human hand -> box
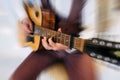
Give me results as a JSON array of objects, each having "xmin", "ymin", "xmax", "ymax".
[
  {"xmin": 20, "ymin": 17, "xmax": 33, "ymax": 35},
  {"xmin": 41, "ymin": 28, "xmax": 68, "ymax": 51},
  {"xmin": 42, "ymin": 37, "xmax": 68, "ymax": 51}
]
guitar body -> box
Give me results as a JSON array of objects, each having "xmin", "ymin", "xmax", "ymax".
[
  {"xmin": 18, "ymin": 1, "xmax": 55, "ymax": 51},
  {"xmin": 18, "ymin": 21, "xmax": 40, "ymax": 51}
]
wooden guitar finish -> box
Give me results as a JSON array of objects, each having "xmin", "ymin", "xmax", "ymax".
[{"xmin": 24, "ymin": 1, "xmax": 55, "ymax": 28}]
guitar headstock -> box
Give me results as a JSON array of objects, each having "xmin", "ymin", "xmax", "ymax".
[
  {"xmin": 90, "ymin": 38, "xmax": 120, "ymax": 49},
  {"xmin": 84, "ymin": 38, "xmax": 120, "ymax": 66}
]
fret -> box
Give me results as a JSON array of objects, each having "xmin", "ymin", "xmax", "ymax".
[
  {"xmin": 63, "ymin": 34, "xmax": 66, "ymax": 45},
  {"xmin": 50, "ymin": 30, "xmax": 56, "ymax": 38},
  {"xmin": 57, "ymin": 32, "xmax": 61, "ymax": 43},
  {"xmin": 44, "ymin": 28, "xmax": 47, "ymax": 37},
  {"xmin": 45, "ymin": 29, "xmax": 49, "ymax": 37},
  {"xmin": 62, "ymin": 34, "xmax": 66, "ymax": 45},
  {"xmin": 42, "ymin": 28, "xmax": 46, "ymax": 37},
  {"xmin": 51, "ymin": 30, "xmax": 56, "ymax": 42},
  {"xmin": 59, "ymin": 32, "xmax": 62, "ymax": 44},
  {"xmin": 37, "ymin": 27, "xmax": 48, "ymax": 37},
  {"xmin": 74, "ymin": 37, "xmax": 85, "ymax": 51},
  {"xmin": 64, "ymin": 34, "xmax": 70, "ymax": 47},
  {"xmin": 56, "ymin": 32, "xmax": 62, "ymax": 43},
  {"xmin": 45, "ymin": 29, "xmax": 48, "ymax": 38},
  {"xmin": 40, "ymin": 27, "xmax": 45, "ymax": 37},
  {"xmin": 61, "ymin": 33, "xmax": 65, "ymax": 45},
  {"xmin": 38, "ymin": 27, "xmax": 43, "ymax": 36}
]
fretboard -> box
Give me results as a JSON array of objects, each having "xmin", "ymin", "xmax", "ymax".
[{"xmin": 34, "ymin": 26, "xmax": 86, "ymax": 51}]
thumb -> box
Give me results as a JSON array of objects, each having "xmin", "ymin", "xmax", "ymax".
[{"xmin": 58, "ymin": 28, "xmax": 61, "ymax": 32}]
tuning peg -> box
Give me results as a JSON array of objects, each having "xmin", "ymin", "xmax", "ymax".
[
  {"xmin": 115, "ymin": 44, "xmax": 120, "ymax": 49},
  {"xmin": 111, "ymin": 59, "xmax": 118, "ymax": 64},
  {"xmin": 90, "ymin": 52, "xmax": 96, "ymax": 57},
  {"xmin": 104, "ymin": 57, "xmax": 111, "ymax": 62},
  {"xmin": 92, "ymin": 39, "xmax": 98, "ymax": 44},
  {"xmin": 106, "ymin": 42, "xmax": 113, "ymax": 47},
  {"xmin": 99, "ymin": 41, "xmax": 105, "ymax": 46}
]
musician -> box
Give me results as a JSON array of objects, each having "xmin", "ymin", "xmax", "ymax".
[{"xmin": 10, "ymin": 0, "xmax": 96, "ymax": 80}]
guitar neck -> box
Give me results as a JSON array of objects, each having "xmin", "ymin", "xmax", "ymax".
[
  {"xmin": 34, "ymin": 26, "xmax": 86, "ymax": 51},
  {"xmin": 35, "ymin": 26, "xmax": 120, "ymax": 51},
  {"xmin": 34, "ymin": 26, "xmax": 120, "ymax": 66}
]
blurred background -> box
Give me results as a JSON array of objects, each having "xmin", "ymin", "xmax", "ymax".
[
  {"xmin": 0, "ymin": 0, "xmax": 120, "ymax": 80},
  {"xmin": 0, "ymin": 0, "xmax": 32, "ymax": 80}
]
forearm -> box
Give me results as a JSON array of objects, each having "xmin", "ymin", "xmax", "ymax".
[{"xmin": 58, "ymin": 21, "xmax": 83, "ymax": 37}]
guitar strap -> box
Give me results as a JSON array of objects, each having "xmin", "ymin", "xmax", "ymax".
[
  {"xmin": 41, "ymin": 0, "xmax": 86, "ymax": 36},
  {"xmin": 41, "ymin": 0, "xmax": 51, "ymax": 10},
  {"xmin": 68, "ymin": 0, "xmax": 86, "ymax": 23}
]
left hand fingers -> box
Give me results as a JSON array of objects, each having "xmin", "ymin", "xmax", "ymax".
[
  {"xmin": 42, "ymin": 37, "xmax": 68, "ymax": 51},
  {"xmin": 48, "ymin": 38, "xmax": 56, "ymax": 48},
  {"xmin": 42, "ymin": 37, "xmax": 52, "ymax": 50},
  {"xmin": 58, "ymin": 28, "xmax": 61, "ymax": 32},
  {"xmin": 48, "ymin": 37, "xmax": 68, "ymax": 51}
]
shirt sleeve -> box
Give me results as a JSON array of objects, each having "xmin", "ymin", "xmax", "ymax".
[
  {"xmin": 80, "ymin": 0, "xmax": 97, "ymax": 39},
  {"xmin": 10, "ymin": 0, "xmax": 28, "ymax": 21}
]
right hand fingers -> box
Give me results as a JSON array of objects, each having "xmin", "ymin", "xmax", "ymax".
[
  {"xmin": 22, "ymin": 24, "xmax": 32, "ymax": 35},
  {"xmin": 21, "ymin": 18, "xmax": 33, "ymax": 35}
]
